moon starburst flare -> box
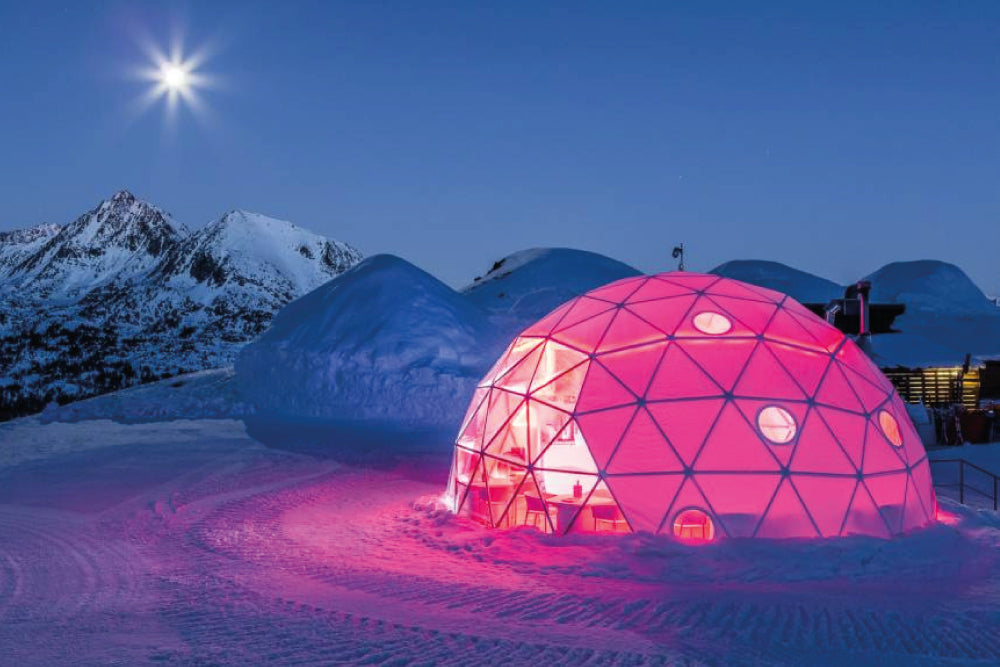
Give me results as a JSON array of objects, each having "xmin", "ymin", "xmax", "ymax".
[{"xmin": 133, "ymin": 39, "xmax": 214, "ymax": 123}]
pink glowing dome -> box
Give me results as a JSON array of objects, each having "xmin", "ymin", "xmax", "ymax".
[{"xmin": 446, "ymin": 272, "xmax": 937, "ymax": 540}]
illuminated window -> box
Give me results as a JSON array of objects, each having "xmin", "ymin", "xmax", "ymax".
[
  {"xmin": 672, "ymin": 508, "xmax": 715, "ymax": 542},
  {"xmin": 878, "ymin": 410, "xmax": 903, "ymax": 447},
  {"xmin": 693, "ymin": 311, "xmax": 732, "ymax": 335},
  {"xmin": 757, "ymin": 405, "xmax": 796, "ymax": 444}
]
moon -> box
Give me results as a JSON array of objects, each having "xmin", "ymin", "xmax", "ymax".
[{"xmin": 159, "ymin": 63, "xmax": 190, "ymax": 93}]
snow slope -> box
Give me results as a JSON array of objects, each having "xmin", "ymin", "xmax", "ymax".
[
  {"xmin": 4, "ymin": 395, "xmax": 1000, "ymax": 664},
  {"xmin": 463, "ymin": 248, "xmax": 641, "ymax": 327},
  {"xmin": 864, "ymin": 261, "xmax": 1000, "ymax": 360},
  {"xmin": 0, "ymin": 222, "xmax": 61, "ymax": 276},
  {"xmin": 237, "ymin": 255, "xmax": 500, "ymax": 445},
  {"xmin": 865, "ymin": 260, "xmax": 999, "ymax": 315},
  {"xmin": 710, "ymin": 259, "xmax": 844, "ymax": 304}
]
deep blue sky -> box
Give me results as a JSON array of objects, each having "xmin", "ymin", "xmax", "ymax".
[{"xmin": 1, "ymin": 1, "xmax": 997, "ymax": 293}]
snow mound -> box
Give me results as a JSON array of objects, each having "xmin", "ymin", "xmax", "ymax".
[
  {"xmin": 710, "ymin": 259, "xmax": 843, "ymax": 303},
  {"xmin": 865, "ymin": 260, "xmax": 998, "ymax": 315},
  {"xmin": 236, "ymin": 255, "xmax": 500, "ymax": 448},
  {"xmin": 865, "ymin": 261, "xmax": 1000, "ymax": 360},
  {"xmin": 463, "ymin": 248, "xmax": 640, "ymax": 326}
]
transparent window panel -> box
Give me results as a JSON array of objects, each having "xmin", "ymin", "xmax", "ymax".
[
  {"xmin": 578, "ymin": 480, "xmax": 630, "ymax": 534},
  {"xmin": 494, "ymin": 343, "xmax": 544, "ymax": 395},
  {"xmin": 456, "ymin": 388, "xmax": 490, "ymax": 451},
  {"xmin": 535, "ymin": 426, "xmax": 599, "ymax": 497},
  {"xmin": 505, "ymin": 470, "xmax": 555, "ymax": 533},
  {"xmin": 524, "ymin": 399, "xmax": 572, "ymax": 465},
  {"xmin": 487, "ymin": 337, "xmax": 544, "ymax": 386},
  {"xmin": 537, "ymin": 474, "xmax": 599, "ymax": 534}
]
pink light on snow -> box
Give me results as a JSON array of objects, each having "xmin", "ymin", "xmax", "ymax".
[{"xmin": 446, "ymin": 271, "xmax": 938, "ymax": 540}]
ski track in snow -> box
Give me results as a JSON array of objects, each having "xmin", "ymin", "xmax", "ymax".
[{"xmin": 1, "ymin": 419, "xmax": 1000, "ymax": 665}]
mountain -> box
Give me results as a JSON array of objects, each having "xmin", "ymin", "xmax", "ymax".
[
  {"xmin": 0, "ymin": 191, "xmax": 362, "ymax": 420},
  {"xmin": 0, "ymin": 222, "xmax": 62, "ymax": 277},
  {"xmin": 6, "ymin": 190, "xmax": 186, "ymax": 299},
  {"xmin": 710, "ymin": 260, "xmax": 843, "ymax": 304}
]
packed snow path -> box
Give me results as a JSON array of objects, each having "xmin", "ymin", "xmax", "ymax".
[{"xmin": 2, "ymin": 419, "xmax": 1000, "ymax": 665}]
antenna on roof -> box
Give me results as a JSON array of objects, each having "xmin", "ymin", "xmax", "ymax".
[{"xmin": 672, "ymin": 243, "xmax": 685, "ymax": 271}]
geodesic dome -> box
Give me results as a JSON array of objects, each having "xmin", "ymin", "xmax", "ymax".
[{"xmin": 446, "ymin": 271, "xmax": 937, "ymax": 541}]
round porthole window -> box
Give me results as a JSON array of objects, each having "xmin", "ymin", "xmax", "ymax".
[
  {"xmin": 878, "ymin": 409, "xmax": 903, "ymax": 447},
  {"xmin": 692, "ymin": 311, "xmax": 732, "ymax": 335},
  {"xmin": 757, "ymin": 405, "xmax": 797, "ymax": 444},
  {"xmin": 672, "ymin": 508, "xmax": 716, "ymax": 543}
]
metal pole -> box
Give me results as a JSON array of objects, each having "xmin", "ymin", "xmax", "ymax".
[{"xmin": 959, "ymin": 462, "xmax": 964, "ymax": 505}]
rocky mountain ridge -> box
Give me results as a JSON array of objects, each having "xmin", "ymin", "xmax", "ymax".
[{"xmin": 0, "ymin": 190, "xmax": 362, "ymax": 420}]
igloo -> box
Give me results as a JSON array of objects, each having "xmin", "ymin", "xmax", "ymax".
[{"xmin": 445, "ymin": 272, "xmax": 937, "ymax": 541}]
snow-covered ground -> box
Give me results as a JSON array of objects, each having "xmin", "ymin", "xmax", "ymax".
[{"xmin": 5, "ymin": 390, "xmax": 1000, "ymax": 664}]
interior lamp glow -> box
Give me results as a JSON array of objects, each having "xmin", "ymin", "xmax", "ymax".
[{"xmin": 446, "ymin": 271, "xmax": 937, "ymax": 541}]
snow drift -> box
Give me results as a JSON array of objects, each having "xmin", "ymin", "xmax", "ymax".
[
  {"xmin": 864, "ymin": 260, "xmax": 1000, "ymax": 361},
  {"xmin": 463, "ymin": 248, "xmax": 641, "ymax": 324},
  {"xmin": 710, "ymin": 259, "xmax": 843, "ymax": 304},
  {"xmin": 236, "ymin": 254, "xmax": 501, "ymax": 453}
]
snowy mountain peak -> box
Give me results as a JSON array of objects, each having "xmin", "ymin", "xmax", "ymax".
[
  {"xmin": 5, "ymin": 191, "xmax": 186, "ymax": 296},
  {"xmin": 0, "ymin": 222, "xmax": 62, "ymax": 246},
  {"xmin": 0, "ymin": 192, "xmax": 363, "ymax": 420},
  {"xmin": 153, "ymin": 209, "xmax": 362, "ymax": 295}
]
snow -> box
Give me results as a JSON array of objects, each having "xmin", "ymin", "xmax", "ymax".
[
  {"xmin": 162, "ymin": 209, "xmax": 362, "ymax": 299},
  {"xmin": 5, "ymin": 375, "xmax": 1000, "ymax": 663},
  {"xmin": 865, "ymin": 260, "xmax": 999, "ymax": 315},
  {"xmin": 236, "ymin": 254, "xmax": 502, "ymax": 443},
  {"xmin": 463, "ymin": 247, "xmax": 641, "ymax": 327},
  {"xmin": 711, "ymin": 259, "xmax": 843, "ymax": 304},
  {"xmin": 36, "ymin": 368, "xmax": 247, "ymax": 425},
  {"xmin": 864, "ymin": 261, "xmax": 1000, "ymax": 361},
  {"xmin": 0, "ymin": 191, "xmax": 362, "ymax": 419},
  {"xmin": 712, "ymin": 258, "xmax": 1000, "ymax": 364},
  {"xmin": 867, "ymin": 331, "xmax": 973, "ymax": 368}
]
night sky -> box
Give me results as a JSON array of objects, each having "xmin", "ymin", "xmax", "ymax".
[{"xmin": 1, "ymin": 1, "xmax": 997, "ymax": 293}]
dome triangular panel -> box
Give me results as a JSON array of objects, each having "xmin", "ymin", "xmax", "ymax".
[{"xmin": 605, "ymin": 473, "xmax": 684, "ymax": 533}]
